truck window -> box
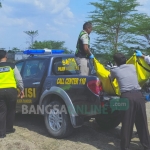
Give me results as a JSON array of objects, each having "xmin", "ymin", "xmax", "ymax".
[
  {"xmin": 52, "ymin": 57, "xmax": 79, "ymax": 75},
  {"xmin": 16, "ymin": 62, "xmax": 24, "ymax": 72},
  {"xmin": 23, "ymin": 59, "xmax": 46, "ymax": 78}
]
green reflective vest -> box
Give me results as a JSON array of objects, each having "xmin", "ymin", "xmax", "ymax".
[
  {"xmin": 75, "ymin": 30, "xmax": 90, "ymax": 58},
  {"xmin": 0, "ymin": 62, "xmax": 17, "ymax": 89}
]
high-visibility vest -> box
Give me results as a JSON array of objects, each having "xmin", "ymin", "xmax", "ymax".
[
  {"xmin": 94, "ymin": 54, "xmax": 150, "ymax": 95},
  {"xmin": 75, "ymin": 30, "xmax": 90, "ymax": 58},
  {"xmin": 0, "ymin": 62, "xmax": 17, "ymax": 89}
]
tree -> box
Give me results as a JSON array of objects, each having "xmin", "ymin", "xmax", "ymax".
[
  {"xmin": 32, "ymin": 40, "xmax": 71, "ymax": 54},
  {"xmin": 127, "ymin": 14, "xmax": 150, "ymax": 54},
  {"xmin": 8, "ymin": 47, "xmax": 20, "ymax": 53},
  {"xmin": 24, "ymin": 30, "xmax": 38, "ymax": 48},
  {"xmin": 89, "ymin": 0, "xmax": 148, "ymax": 57},
  {"xmin": 0, "ymin": 3, "xmax": 1, "ymax": 8}
]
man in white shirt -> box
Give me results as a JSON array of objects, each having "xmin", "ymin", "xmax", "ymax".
[{"xmin": 75, "ymin": 22, "xmax": 94, "ymax": 75}]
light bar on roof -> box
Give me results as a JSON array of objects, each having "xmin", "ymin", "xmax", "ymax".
[{"xmin": 23, "ymin": 48, "xmax": 64, "ymax": 55}]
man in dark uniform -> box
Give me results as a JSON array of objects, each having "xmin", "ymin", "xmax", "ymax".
[
  {"xmin": 0, "ymin": 50, "xmax": 24, "ymax": 138},
  {"xmin": 110, "ymin": 53, "xmax": 150, "ymax": 150},
  {"xmin": 75, "ymin": 22, "xmax": 94, "ymax": 75}
]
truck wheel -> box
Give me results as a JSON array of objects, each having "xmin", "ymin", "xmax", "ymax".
[
  {"xmin": 44, "ymin": 98, "xmax": 74, "ymax": 138},
  {"xmin": 95, "ymin": 112, "xmax": 121, "ymax": 130}
]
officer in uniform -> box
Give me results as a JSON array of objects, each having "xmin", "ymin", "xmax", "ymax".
[
  {"xmin": 0, "ymin": 50, "xmax": 24, "ymax": 138},
  {"xmin": 75, "ymin": 22, "xmax": 94, "ymax": 75},
  {"xmin": 110, "ymin": 53, "xmax": 150, "ymax": 150}
]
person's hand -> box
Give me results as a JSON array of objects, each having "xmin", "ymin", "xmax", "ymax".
[
  {"xmin": 135, "ymin": 50, "xmax": 143, "ymax": 57},
  {"xmin": 20, "ymin": 90, "xmax": 24, "ymax": 99},
  {"xmin": 89, "ymin": 54, "xmax": 94, "ymax": 59}
]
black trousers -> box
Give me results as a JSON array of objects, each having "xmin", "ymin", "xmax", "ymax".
[
  {"xmin": 0, "ymin": 88, "xmax": 17, "ymax": 135},
  {"xmin": 120, "ymin": 90, "xmax": 150, "ymax": 150}
]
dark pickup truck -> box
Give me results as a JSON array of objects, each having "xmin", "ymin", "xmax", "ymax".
[{"xmin": 15, "ymin": 54, "xmax": 121, "ymax": 138}]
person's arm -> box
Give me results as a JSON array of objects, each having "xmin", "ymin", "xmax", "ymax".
[
  {"xmin": 80, "ymin": 34, "xmax": 93, "ymax": 57},
  {"xmin": 14, "ymin": 66, "xmax": 24, "ymax": 98},
  {"xmin": 83, "ymin": 44, "xmax": 91, "ymax": 55},
  {"xmin": 143, "ymin": 55, "xmax": 150, "ymax": 65},
  {"xmin": 135, "ymin": 50, "xmax": 150, "ymax": 65},
  {"xmin": 110, "ymin": 69, "xmax": 116, "ymax": 81}
]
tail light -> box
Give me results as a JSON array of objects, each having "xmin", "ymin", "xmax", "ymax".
[
  {"xmin": 100, "ymin": 101, "xmax": 104, "ymax": 107},
  {"xmin": 87, "ymin": 80, "xmax": 103, "ymax": 96}
]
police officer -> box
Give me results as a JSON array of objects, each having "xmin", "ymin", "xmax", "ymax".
[
  {"xmin": 110, "ymin": 53, "xmax": 150, "ymax": 150},
  {"xmin": 75, "ymin": 22, "xmax": 94, "ymax": 75},
  {"xmin": 0, "ymin": 50, "xmax": 24, "ymax": 138}
]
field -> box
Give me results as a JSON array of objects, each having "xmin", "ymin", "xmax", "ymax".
[{"xmin": 1, "ymin": 103, "xmax": 150, "ymax": 150}]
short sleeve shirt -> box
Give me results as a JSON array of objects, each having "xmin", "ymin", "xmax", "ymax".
[
  {"xmin": 80, "ymin": 31, "xmax": 89, "ymax": 44},
  {"xmin": 144, "ymin": 55, "xmax": 150, "ymax": 64},
  {"xmin": 110, "ymin": 64, "xmax": 141, "ymax": 93}
]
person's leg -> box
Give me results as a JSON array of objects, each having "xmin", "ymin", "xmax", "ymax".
[
  {"xmin": 120, "ymin": 92, "xmax": 136, "ymax": 150},
  {"xmin": 76, "ymin": 57, "xmax": 89, "ymax": 75},
  {"xmin": 0, "ymin": 90, "xmax": 7, "ymax": 136},
  {"xmin": 135, "ymin": 91, "xmax": 150, "ymax": 150},
  {"xmin": 5, "ymin": 88, "xmax": 17, "ymax": 132}
]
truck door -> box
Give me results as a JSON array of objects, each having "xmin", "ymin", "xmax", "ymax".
[
  {"xmin": 16, "ymin": 59, "xmax": 48, "ymax": 110},
  {"xmin": 50, "ymin": 56, "xmax": 89, "ymax": 105}
]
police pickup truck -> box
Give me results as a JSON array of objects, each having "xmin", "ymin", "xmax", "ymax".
[{"xmin": 15, "ymin": 49, "xmax": 121, "ymax": 138}]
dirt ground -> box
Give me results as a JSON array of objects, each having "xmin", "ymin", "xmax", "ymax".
[{"xmin": 1, "ymin": 103, "xmax": 150, "ymax": 150}]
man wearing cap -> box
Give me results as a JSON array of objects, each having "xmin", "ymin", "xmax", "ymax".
[
  {"xmin": 0, "ymin": 50, "xmax": 24, "ymax": 138},
  {"xmin": 75, "ymin": 22, "xmax": 94, "ymax": 75}
]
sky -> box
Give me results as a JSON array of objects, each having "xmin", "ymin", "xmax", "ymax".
[{"xmin": 0, "ymin": 0, "xmax": 150, "ymax": 51}]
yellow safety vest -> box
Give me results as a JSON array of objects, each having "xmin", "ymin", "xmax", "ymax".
[
  {"xmin": 0, "ymin": 62, "xmax": 17, "ymax": 89},
  {"xmin": 94, "ymin": 54, "xmax": 150, "ymax": 96}
]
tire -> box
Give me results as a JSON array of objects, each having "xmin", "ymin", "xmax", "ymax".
[
  {"xmin": 95, "ymin": 111, "xmax": 121, "ymax": 130},
  {"xmin": 44, "ymin": 98, "xmax": 74, "ymax": 138}
]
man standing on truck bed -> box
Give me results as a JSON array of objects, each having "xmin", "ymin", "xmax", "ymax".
[
  {"xmin": 110, "ymin": 53, "xmax": 150, "ymax": 150},
  {"xmin": 75, "ymin": 22, "xmax": 94, "ymax": 75}
]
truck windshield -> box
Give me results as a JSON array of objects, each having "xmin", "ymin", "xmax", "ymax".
[{"xmin": 52, "ymin": 57, "xmax": 80, "ymax": 75}]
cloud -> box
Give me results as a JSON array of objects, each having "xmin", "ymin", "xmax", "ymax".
[
  {"xmin": 46, "ymin": 23, "xmax": 70, "ymax": 39},
  {"xmin": 137, "ymin": 0, "xmax": 149, "ymax": 5},
  {"xmin": 0, "ymin": 3, "xmax": 33, "ymax": 27},
  {"xmin": 0, "ymin": 0, "xmax": 76, "ymax": 50},
  {"xmin": 5, "ymin": 0, "xmax": 75, "ymax": 26},
  {"xmin": 137, "ymin": 0, "xmax": 150, "ymax": 15},
  {"xmin": 0, "ymin": 15, "xmax": 33, "ymax": 27},
  {"xmin": 0, "ymin": 0, "xmax": 75, "ymax": 28},
  {"xmin": 10, "ymin": 0, "xmax": 70, "ymax": 14},
  {"xmin": 0, "ymin": 4, "xmax": 33, "ymax": 28},
  {"xmin": 138, "ymin": 7, "xmax": 150, "ymax": 15},
  {"xmin": 0, "ymin": 3, "xmax": 14, "ymax": 14},
  {"xmin": 53, "ymin": 7, "xmax": 75, "ymax": 26}
]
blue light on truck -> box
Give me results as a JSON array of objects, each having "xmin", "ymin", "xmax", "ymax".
[{"xmin": 23, "ymin": 49, "xmax": 64, "ymax": 55}]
